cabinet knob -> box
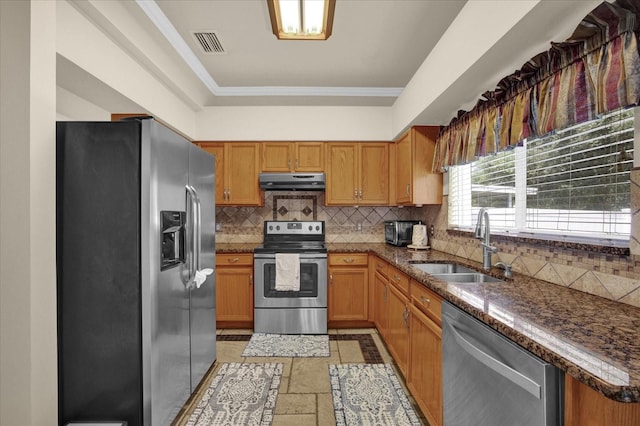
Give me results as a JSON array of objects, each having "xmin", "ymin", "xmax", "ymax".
[
  {"xmin": 288, "ymin": 159, "xmax": 291, "ymax": 169},
  {"xmin": 343, "ymin": 258, "xmax": 354, "ymax": 263},
  {"xmin": 406, "ymin": 183, "xmax": 410, "ymax": 196},
  {"xmin": 295, "ymin": 159, "xmax": 299, "ymax": 169},
  {"xmin": 420, "ymin": 296, "xmax": 431, "ymax": 306},
  {"xmin": 330, "ymin": 273, "xmax": 333, "ymax": 285},
  {"xmin": 227, "ymin": 257, "xmax": 240, "ymax": 263},
  {"xmin": 249, "ymin": 274, "xmax": 253, "ymax": 286}
]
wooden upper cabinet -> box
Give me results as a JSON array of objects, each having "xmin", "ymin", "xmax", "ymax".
[
  {"xmin": 295, "ymin": 142, "xmax": 324, "ymax": 171},
  {"xmin": 262, "ymin": 142, "xmax": 324, "ymax": 172},
  {"xmin": 326, "ymin": 143, "xmax": 359, "ymax": 204},
  {"xmin": 196, "ymin": 142, "xmax": 263, "ymax": 206},
  {"xmin": 326, "ymin": 142, "xmax": 390, "ymax": 205},
  {"xmin": 395, "ymin": 126, "xmax": 442, "ymax": 206},
  {"xmin": 360, "ymin": 143, "xmax": 390, "ymax": 205}
]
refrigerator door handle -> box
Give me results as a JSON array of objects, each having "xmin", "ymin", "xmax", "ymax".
[
  {"xmin": 193, "ymin": 186, "xmax": 202, "ymax": 272},
  {"xmin": 185, "ymin": 185, "xmax": 198, "ymax": 287}
]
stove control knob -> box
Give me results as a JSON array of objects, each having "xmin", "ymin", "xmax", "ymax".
[
  {"xmin": 316, "ymin": 225, "xmax": 320, "ymax": 231},
  {"xmin": 268, "ymin": 225, "xmax": 273, "ymax": 231},
  {"xmin": 276, "ymin": 225, "xmax": 280, "ymax": 231},
  {"xmin": 308, "ymin": 225, "xmax": 313, "ymax": 231}
]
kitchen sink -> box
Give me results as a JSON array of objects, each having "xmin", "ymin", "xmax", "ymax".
[
  {"xmin": 410, "ymin": 262, "xmax": 476, "ymax": 274},
  {"xmin": 430, "ymin": 272, "xmax": 503, "ymax": 283}
]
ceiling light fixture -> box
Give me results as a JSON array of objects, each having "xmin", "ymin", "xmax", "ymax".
[{"xmin": 267, "ymin": 0, "xmax": 335, "ymax": 40}]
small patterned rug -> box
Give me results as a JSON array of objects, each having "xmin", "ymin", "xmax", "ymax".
[
  {"xmin": 242, "ymin": 333, "xmax": 330, "ymax": 357},
  {"xmin": 186, "ymin": 362, "xmax": 282, "ymax": 426},
  {"xmin": 329, "ymin": 363, "xmax": 421, "ymax": 426}
]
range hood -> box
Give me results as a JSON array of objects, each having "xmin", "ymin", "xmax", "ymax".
[{"xmin": 259, "ymin": 172, "xmax": 325, "ymax": 191}]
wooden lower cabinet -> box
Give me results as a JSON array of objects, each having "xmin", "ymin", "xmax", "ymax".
[
  {"xmin": 215, "ymin": 254, "xmax": 254, "ymax": 328},
  {"xmin": 373, "ymin": 271, "xmax": 389, "ymax": 339},
  {"xmin": 386, "ymin": 283, "xmax": 410, "ymax": 376},
  {"xmin": 408, "ymin": 302, "xmax": 442, "ymax": 426},
  {"xmin": 367, "ymin": 256, "xmax": 640, "ymax": 426},
  {"xmin": 565, "ymin": 375, "xmax": 640, "ymax": 426},
  {"xmin": 328, "ymin": 253, "xmax": 369, "ymax": 326}
]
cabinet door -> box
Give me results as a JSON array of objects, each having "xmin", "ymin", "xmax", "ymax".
[
  {"xmin": 387, "ymin": 283, "xmax": 410, "ymax": 376},
  {"xmin": 328, "ymin": 267, "xmax": 368, "ymax": 321},
  {"xmin": 395, "ymin": 133, "xmax": 412, "ymax": 204},
  {"xmin": 295, "ymin": 142, "xmax": 324, "ymax": 171},
  {"xmin": 373, "ymin": 272, "xmax": 389, "ymax": 338},
  {"xmin": 199, "ymin": 143, "xmax": 226, "ymax": 205},
  {"xmin": 227, "ymin": 143, "xmax": 262, "ymax": 205},
  {"xmin": 408, "ymin": 303, "xmax": 442, "ymax": 426},
  {"xmin": 326, "ymin": 143, "xmax": 358, "ymax": 205},
  {"xmin": 360, "ymin": 143, "xmax": 389, "ymax": 205},
  {"xmin": 262, "ymin": 142, "xmax": 292, "ymax": 172},
  {"xmin": 216, "ymin": 266, "xmax": 253, "ymax": 322}
]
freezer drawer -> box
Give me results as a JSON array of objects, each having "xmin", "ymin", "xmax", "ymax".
[{"xmin": 442, "ymin": 302, "xmax": 563, "ymax": 426}]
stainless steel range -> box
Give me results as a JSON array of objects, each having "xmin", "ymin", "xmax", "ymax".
[{"xmin": 254, "ymin": 220, "xmax": 327, "ymax": 334}]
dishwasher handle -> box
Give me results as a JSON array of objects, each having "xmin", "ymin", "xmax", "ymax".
[{"xmin": 444, "ymin": 314, "xmax": 542, "ymax": 399}]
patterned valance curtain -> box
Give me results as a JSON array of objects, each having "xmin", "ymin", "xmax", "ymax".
[{"xmin": 433, "ymin": 0, "xmax": 640, "ymax": 171}]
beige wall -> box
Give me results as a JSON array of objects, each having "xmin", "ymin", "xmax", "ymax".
[{"xmin": 1, "ymin": 0, "xmax": 58, "ymax": 424}]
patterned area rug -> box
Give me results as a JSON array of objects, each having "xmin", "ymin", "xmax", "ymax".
[
  {"xmin": 242, "ymin": 333, "xmax": 330, "ymax": 357},
  {"xmin": 329, "ymin": 363, "xmax": 421, "ymax": 426},
  {"xmin": 186, "ymin": 362, "xmax": 282, "ymax": 426}
]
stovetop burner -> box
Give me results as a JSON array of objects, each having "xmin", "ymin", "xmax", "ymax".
[{"xmin": 254, "ymin": 220, "xmax": 326, "ymax": 254}]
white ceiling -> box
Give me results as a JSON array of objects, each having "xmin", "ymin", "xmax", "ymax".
[
  {"xmin": 58, "ymin": 0, "xmax": 603, "ymax": 127},
  {"xmin": 153, "ymin": 0, "xmax": 465, "ymax": 104}
]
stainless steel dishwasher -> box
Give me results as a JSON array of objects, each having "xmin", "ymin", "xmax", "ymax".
[{"xmin": 442, "ymin": 302, "xmax": 564, "ymax": 426}]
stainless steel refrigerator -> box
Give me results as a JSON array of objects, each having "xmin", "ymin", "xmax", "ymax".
[{"xmin": 56, "ymin": 118, "xmax": 216, "ymax": 426}]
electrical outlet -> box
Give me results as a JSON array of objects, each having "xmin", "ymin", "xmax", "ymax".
[
  {"xmin": 215, "ymin": 223, "xmax": 222, "ymax": 232},
  {"xmin": 356, "ymin": 222, "xmax": 362, "ymax": 232}
]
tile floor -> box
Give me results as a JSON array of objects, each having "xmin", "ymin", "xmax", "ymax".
[{"xmin": 174, "ymin": 328, "xmax": 427, "ymax": 426}]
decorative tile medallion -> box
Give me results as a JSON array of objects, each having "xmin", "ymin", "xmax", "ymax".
[{"xmin": 273, "ymin": 195, "xmax": 318, "ymax": 220}]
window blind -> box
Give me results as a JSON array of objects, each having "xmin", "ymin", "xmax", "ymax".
[
  {"xmin": 526, "ymin": 108, "xmax": 633, "ymax": 236},
  {"xmin": 448, "ymin": 108, "xmax": 634, "ymax": 240}
]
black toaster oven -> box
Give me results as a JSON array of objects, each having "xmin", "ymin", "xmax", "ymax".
[{"xmin": 384, "ymin": 220, "xmax": 422, "ymax": 246}]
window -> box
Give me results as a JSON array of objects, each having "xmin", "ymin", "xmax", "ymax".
[{"xmin": 448, "ymin": 108, "xmax": 634, "ymax": 242}]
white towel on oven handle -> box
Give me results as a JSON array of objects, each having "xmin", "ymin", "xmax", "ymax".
[{"xmin": 275, "ymin": 253, "xmax": 300, "ymax": 291}]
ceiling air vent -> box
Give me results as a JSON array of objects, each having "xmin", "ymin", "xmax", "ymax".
[{"xmin": 193, "ymin": 31, "xmax": 225, "ymax": 54}]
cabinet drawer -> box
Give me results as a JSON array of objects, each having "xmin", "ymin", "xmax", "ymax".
[
  {"xmin": 329, "ymin": 253, "xmax": 368, "ymax": 266},
  {"xmin": 411, "ymin": 280, "xmax": 442, "ymax": 324},
  {"xmin": 216, "ymin": 253, "xmax": 253, "ymax": 266},
  {"xmin": 388, "ymin": 267, "xmax": 410, "ymax": 295},
  {"xmin": 373, "ymin": 257, "xmax": 389, "ymax": 277}
]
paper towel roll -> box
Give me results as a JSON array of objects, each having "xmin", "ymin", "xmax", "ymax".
[{"xmin": 411, "ymin": 224, "xmax": 428, "ymax": 247}]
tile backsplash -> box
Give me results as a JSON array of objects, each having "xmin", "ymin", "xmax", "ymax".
[
  {"xmin": 215, "ymin": 191, "xmax": 422, "ymax": 244},
  {"xmin": 215, "ymin": 187, "xmax": 640, "ymax": 309},
  {"xmin": 422, "ymin": 195, "xmax": 640, "ymax": 309}
]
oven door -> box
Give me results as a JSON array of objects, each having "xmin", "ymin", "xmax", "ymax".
[{"xmin": 254, "ymin": 253, "xmax": 327, "ymax": 308}]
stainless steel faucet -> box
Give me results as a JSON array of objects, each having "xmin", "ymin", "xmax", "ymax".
[
  {"xmin": 474, "ymin": 207, "xmax": 496, "ymax": 270},
  {"xmin": 494, "ymin": 261, "xmax": 513, "ymax": 278}
]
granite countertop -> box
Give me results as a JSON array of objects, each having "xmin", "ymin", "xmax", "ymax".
[
  {"xmin": 217, "ymin": 241, "xmax": 640, "ymax": 402},
  {"xmin": 215, "ymin": 243, "xmax": 257, "ymax": 253}
]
